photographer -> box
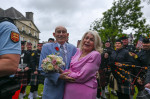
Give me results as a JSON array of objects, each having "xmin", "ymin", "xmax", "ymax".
[
  {"xmin": 0, "ymin": 17, "xmax": 21, "ymax": 99},
  {"xmin": 99, "ymin": 41, "xmax": 114, "ymax": 98}
]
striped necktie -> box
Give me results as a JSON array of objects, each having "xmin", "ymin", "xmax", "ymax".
[{"xmin": 60, "ymin": 45, "xmax": 66, "ymax": 65}]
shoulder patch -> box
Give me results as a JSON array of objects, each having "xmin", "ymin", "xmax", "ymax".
[
  {"xmin": 31, "ymin": 53, "xmax": 35, "ymax": 56},
  {"xmin": 10, "ymin": 31, "xmax": 20, "ymax": 43}
]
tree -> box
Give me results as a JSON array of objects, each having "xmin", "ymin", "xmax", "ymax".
[{"xmin": 90, "ymin": 0, "xmax": 150, "ymax": 44}]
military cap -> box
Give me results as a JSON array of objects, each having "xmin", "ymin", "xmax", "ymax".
[
  {"xmin": 27, "ymin": 42, "xmax": 32, "ymax": 45},
  {"xmin": 105, "ymin": 40, "xmax": 111, "ymax": 43},
  {"xmin": 48, "ymin": 38, "xmax": 54, "ymax": 42},
  {"xmin": 116, "ymin": 39, "xmax": 123, "ymax": 43},
  {"xmin": 38, "ymin": 43, "xmax": 43, "ymax": 45},
  {"xmin": 120, "ymin": 36, "xmax": 128, "ymax": 40},
  {"xmin": 21, "ymin": 41, "xmax": 26, "ymax": 45},
  {"xmin": 143, "ymin": 37, "xmax": 150, "ymax": 43}
]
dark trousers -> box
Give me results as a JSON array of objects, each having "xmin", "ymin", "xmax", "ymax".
[
  {"xmin": 20, "ymin": 86, "xmax": 26, "ymax": 93},
  {"xmin": 30, "ymin": 85, "xmax": 38, "ymax": 93},
  {"xmin": 0, "ymin": 95, "xmax": 12, "ymax": 99},
  {"xmin": 117, "ymin": 92, "xmax": 130, "ymax": 99}
]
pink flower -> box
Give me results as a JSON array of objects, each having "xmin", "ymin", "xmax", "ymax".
[{"xmin": 52, "ymin": 60, "xmax": 57, "ymax": 65}]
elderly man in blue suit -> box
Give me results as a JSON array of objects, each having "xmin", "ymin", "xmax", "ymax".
[{"xmin": 39, "ymin": 26, "xmax": 77, "ymax": 99}]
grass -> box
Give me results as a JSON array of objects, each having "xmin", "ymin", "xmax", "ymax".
[
  {"xmin": 23, "ymin": 84, "xmax": 44, "ymax": 99},
  {"xmin": 22, "ymin": 84, "xmax": 138, "ymax": 99},
  {"xmin": 105, "ymin": 85, "xmax": 138, "ymax": 99}
]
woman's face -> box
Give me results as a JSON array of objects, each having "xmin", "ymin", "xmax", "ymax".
[
  {"xmin": 115, "ymin": 42, "xmax": 122, "ymax": 50},
  {"xmin": 82, "ymin": 33, "xmax": 94, "ymax": 53}
]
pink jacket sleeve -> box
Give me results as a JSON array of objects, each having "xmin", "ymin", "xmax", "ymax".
[{"xmin": 68, "ymin": 51, "xmax": 101, "ymax": 83}]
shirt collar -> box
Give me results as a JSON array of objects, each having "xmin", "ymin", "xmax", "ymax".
[{"xmin": 57, "ymin": 42, "xmax": 66, "ymax": 49}]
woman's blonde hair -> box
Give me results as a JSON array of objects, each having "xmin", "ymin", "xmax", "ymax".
[{"xmin": 79, "ymin": 30, "xmax": 103, "ymax": 53}]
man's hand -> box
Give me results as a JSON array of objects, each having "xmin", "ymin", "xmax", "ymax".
[
  {"xmin": 115, "ymin": 62, "xmax": 122, "ymax": 67},
  {"xmin": 145, "ymin": 83, "xmax": 150, "ymax": 89},
  {"xmin": 137, "ymin": 78, "xmax": 144, "ymax": 85},
  {"xmin": 59, "ymin": 72, "xmax": 75, "ymax": 82},
  {"xmin": 24, "ymin": 67, "xmax": 29, "ymax": 71},
  {"xmin": 34, "ymin": 71, "xmax": 38, "ymax": 75},
  {"xmin": 17, "ymin": 68, "xmax": 22, "ymax": 72}
]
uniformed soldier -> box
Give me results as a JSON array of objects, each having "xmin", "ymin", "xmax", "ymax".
[
  {"xmin": 121, "ymin": 36, "xmax": 137, "ymax": 99},
  {"xmin": 99, "ymin": 40, "xmax": 114, "ymax": 98},
  {"xmin": 121, "ymin": 36, "xmax": 136, "ymax": 52},
  {"xmin": 108, "ymin": 39, "xmax": 135, "ymax": 99},
  {"xmin": 136, "ymin": 37, "xmax": 150, "ymax": 99},
  {"xmin": 0, "ymin": 17, "xmax": 21, "ymax": 99},
  {"xmin": 16, "ymin": 42, "xmax": 33, "ymax": 99},
  {"xmin": 28, "ymin": 43, "xmax": 43, "ymax": 99}
]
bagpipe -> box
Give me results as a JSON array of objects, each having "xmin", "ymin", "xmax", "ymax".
[{"xmin": 108, "ymin": 62, "xmax": 148, "ymax": 93}]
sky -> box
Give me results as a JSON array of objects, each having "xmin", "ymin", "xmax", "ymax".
[{"xmin": 1, "ymin": 0, "xmax": 150, "ymax": 46}]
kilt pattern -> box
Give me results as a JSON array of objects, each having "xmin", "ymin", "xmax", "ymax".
[
  {"xmin": 30, "ymin": 72, "xmax": 38, "ymax": 86},
  {"xmin": 117, "ymin": 75, "xmax": 134, "ymax": 95},
  {"xmin": 15, "ymin": 71, "xmax": 28, "ymax": 86},
  {"xmin": 30, "ymin": 73, "xmax": 45, "ymax": 85},
  {"xmin": 99, "ymin": 69, "xmax": 106, "ymax": 87}
]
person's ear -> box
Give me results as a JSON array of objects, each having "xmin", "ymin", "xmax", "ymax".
[
  {"xmin": 67, "ymin": 33, "xmax": 69, "ymax": 37},
  {"xmin": 53, "ymin": 33, "xmax": 55, "ymax": 37}
]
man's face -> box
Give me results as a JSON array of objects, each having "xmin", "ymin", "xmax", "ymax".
[
  {"xmin": 27, "ymin": 44, "xmax": 32, "ymax": 50},
  {"xmin": 37, "ymin": 44, "xmax": 43, "ymax": 50},
  {"xmin": 105, "ymin": 42, "xmax": 110, "ymax": 48},
  {"xmin": 53, "ymin": 26, "xmax": 69, "ymax": 45},
  {"xmin": 122, "ymin": 39, "xmax": 128, "ymax": 46},
  {"xmin": 21, "ymin": 45, "xmax": 25, "ymax": 50},
  {"xmin": 143, "ymin": 43, "xmax": 149, "ymax": 50}
]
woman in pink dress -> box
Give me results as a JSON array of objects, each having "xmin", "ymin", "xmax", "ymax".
[{"xmin": 63, "ymin": 30, "xmax": 103, "ymax": 99}]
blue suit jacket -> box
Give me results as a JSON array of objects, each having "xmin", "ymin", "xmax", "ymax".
[{"xmin": 39, "ymin": 42, "xmax": 76, "ymax": 99}]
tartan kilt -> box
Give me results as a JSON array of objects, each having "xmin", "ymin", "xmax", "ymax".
[
  {"xmin": 15, "ymin": 71, "xmax": 28, "ymax": 86},
  {"xmin": 30, "ymin": 73, "xmax": 38, "ymax": 86},
  {"xmin": 117, "ymin": 75, "xmax": 135, "ymax": 95},
  {"xmin": 99, "ymin": 69, "xmax": 106, "ymax": 87},
  {"xmin": 38, "ymin": 74, "xmax": 45, "ymax": 84},
  {"xmin": 136, "ymin": 89, "xmax": 150, "ymax": 99}
]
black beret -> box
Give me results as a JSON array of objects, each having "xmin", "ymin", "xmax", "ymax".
[
  {"xmin": 116, "ymin": 39, "xmax": 123, "ymax": 43},
  {"xmin": 21, "ymin": 41, "xmax": 26, "ymax": 45},
  {"xmin": 105, "ymin": 40, "xmax": 111, "ymax": 43},
  {"xmin": 120, "ymin": 36, "xmax": 128, "ymax": 40},
  {"xmin": 48, "ymin": 38, "xmax": 54, "ymax": 42}
]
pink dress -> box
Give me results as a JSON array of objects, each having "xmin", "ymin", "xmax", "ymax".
[{"xmin": 63, "ymin": 49, "xmax": 101, "ymax": 99}]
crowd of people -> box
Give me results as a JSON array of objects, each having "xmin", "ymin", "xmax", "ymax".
[
  {"xmin": 98, "ymin": 36, "xmax": 150, "ymax": 99},
  {"xmin": 0, "ymin": 17, "xmax": 150, "ymax": 99}
]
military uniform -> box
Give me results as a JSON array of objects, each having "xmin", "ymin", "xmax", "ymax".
[
  {"xmin": 109, "ymin": 46, "xmax": 135, "ymax": 98},
  {"xmin": 136, "ymin": 38, "xmax": 150, "ymax": 99},
  {"xmin": 0, "ymin": 18, "xmax": 21, "ymax": 99},
  {"xmin": 15, "ymin": 49, "xmax": 28, "ymax": 87},
  {"xmin": 30, "ymin": 49, "xmax": 42, "ymax": 85},
  {"xmin": 99, "ymin": 47, "xmax": 113, "ymax": 88}
]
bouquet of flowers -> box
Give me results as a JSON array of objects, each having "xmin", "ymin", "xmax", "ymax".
[{"xmin": 41, "ymin": 54, "xmax": 65, "ymax": 73}]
